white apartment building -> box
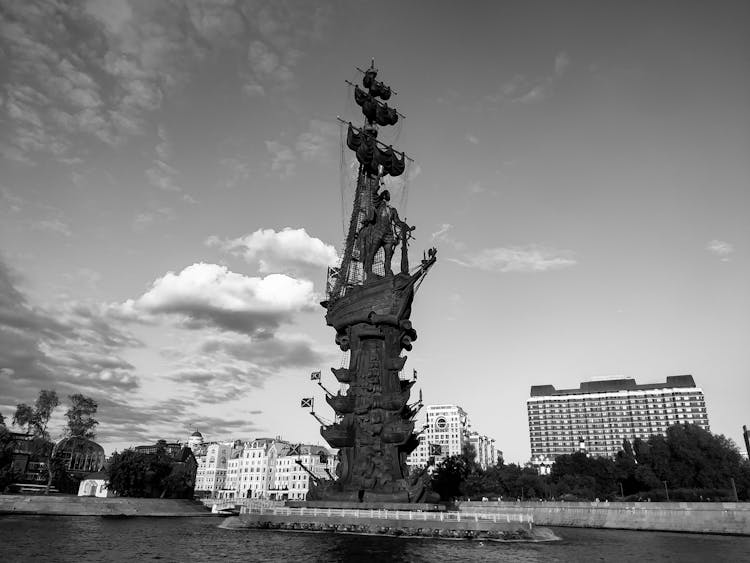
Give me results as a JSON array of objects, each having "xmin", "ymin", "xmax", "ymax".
[
  {"xmin": 467, "ymin": 431, "xmax": 497, "ymax": 470},
  {"xmin": 528, "ymin": 375, "xmax": 711, "ymax": 462},
  {"xmin": 194, "ymin": 441, "xmax": 236, "ymax": 497},
  {"xmin": 270, "ymin": 445, "xmax": 337, "ymax": 501},
  {"xmin": 406, "ymin": 404, "xmax": 497, "ymax": 470},
  {"xmin": 200, "ymin": 437, "xmax": 334, "ymax": 500}
]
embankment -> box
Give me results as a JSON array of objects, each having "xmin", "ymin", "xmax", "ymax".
[
  {"xmin": 458, "ymin": 501, "xmax": 750, "ymax": 535},
  {"xmin": 0, "ymin": 495, "xmax": 215, "ymax": 517}
]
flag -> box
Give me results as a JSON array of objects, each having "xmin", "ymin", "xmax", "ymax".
[
  {"xmin": 413, "ymin": 369, "xmax": 418, "ymax": 380},
  {"xmin": 300, "ymin": 398, "xmax": 313, "ymax": 409},
  {"xmin": 310, "ymin": 371, "xmax": 322, "ymax": 381},
  {"xmin": 289, "ymin": 443, "xmax": 301, "ymax": 456},
  {"xmin": 429, "ymin": 443, "xmax": 442, "ymax": 455}
]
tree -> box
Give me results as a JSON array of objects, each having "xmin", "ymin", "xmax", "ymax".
[
  {"xmin": 65, "ymin": 394, "xmax": 98, "ymax": 438},
  {"xmin": 13, "ymin": 390, "xmax": 60, "ymax": 494},
  {"xmin": 108, "ymin": 448, "xmax": 178, "ymax": 498},
  {"xmin": 0, "ymin": 412, "xmax": 17, "ymax": 491}
]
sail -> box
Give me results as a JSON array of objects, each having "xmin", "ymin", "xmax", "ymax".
[
  {"xmin": 347, "ymin": 125, "xmax": 405, "ymax": 177},
  {"xmin": 362, "ymin": 68, "xmax": 392, "ymax": 100},
  {"xmin": 355, "ymin": 86, "xmax": 398, "ymax": 126}
]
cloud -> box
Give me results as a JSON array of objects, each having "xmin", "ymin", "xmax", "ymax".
[
  {"xmin": 1, "ymin": 1, "xmax": 333, "ymax": 165},
  {"xmin": 451, "ymin": 245, "xmax": 577, "ymax": 273},
  {"xmin": 492, "ymin": 51, "xmax": 572, "ymax": 105},
  {"xmin": 207, "ymin": 228, "xmax": 338, "ymax": 275},
  {"xmin": 296, "ymin": 119, "xmax": 339, "ymax": 163},
  {"xmin": 119, "ymin": 262, "xmax": 318, "ymax": 335},
  {"xmin": 265, "ymin": 140, "xmax": 296, "ymax": 177},
  {"xmin": 465, "ymin": 134, "xmax": 479, "ymax": 145},
  {"xmin": 0, "ymin": 257, "xmax": 142, "ymax": 406},
  {"xmin": 706, "ymin": 240, "xmax": 734, "ymax": 262},
  {"xmin": 265, "ymin": 119, "xmax": 340, "ymax": 177},
  {"xmin": 219, "ymin": 157, "xmax": 252, "ymax": 189},
  {"xmin": 146, "ymin": 126, "xmax": 182, "ymax": 192},
  {"xmin": 555, "ymin": 51, "xmax": 571, "ymax": 76},
  {"xmin": 431, "ymin": 224, "xmax": 466, "ymax": 251},
  {"xmin": 31, "ymin": 218, "xmax": 73, "ymax": 237},
  {"xmin": 133, "ymin": 205, "xmax": 176, "ymax": 231}
]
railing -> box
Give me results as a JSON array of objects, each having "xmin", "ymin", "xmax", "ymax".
[{"xmin": 239, "ymin": 505, "xmax": 532, "ymax": 525}]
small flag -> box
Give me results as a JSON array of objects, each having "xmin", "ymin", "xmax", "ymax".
[
  {"xmin": 310, "ymin": 371, "xmax": 322, "ymax": 381},
  {"xmin": 301, "ymin": 398, "xmax": 313, "ymax": 409},
  {"xmin": 289, "ymin": 443, "xmax": 301, "ymax": 456},
  {"xmin": 429, "ymin": 443, "xmax": 442, "ymax": 455}
]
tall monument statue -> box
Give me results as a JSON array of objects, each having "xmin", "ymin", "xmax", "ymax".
[{"xmin": 308, "ymin": 63, "xmax": 437, "ymax": 503}]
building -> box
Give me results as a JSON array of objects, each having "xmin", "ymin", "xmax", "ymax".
[
  {"xmin": 467, "ymin": 431, "xmax": 497, "ymax": 470},
  {"xmin": 194, "ymin": 441, "xmax": 236, "ymax": 498},
  {"xmin": 187, "ymin": 430, "xmax": 205, "ymax": 455},
  {"xmin": 270, "ymin": 444, "xmax": 337, "ymax": 501},
  {"xmin": 406, "ymin": 404, "xmax": 498, "ymax": 470},
  {"xmin": 527, "ymin": 375, "xmax": 710, "ymax": 461},
  {"xmin": 217, "ymin": 437, "xmax": 335, "ymax": 500}
]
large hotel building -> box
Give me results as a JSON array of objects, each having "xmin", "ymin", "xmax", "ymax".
[{"xmin": 527, "ymin": 375, "xmax": 710, "ymax": 465}]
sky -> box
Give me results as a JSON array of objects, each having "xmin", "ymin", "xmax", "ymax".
[{"xmin": 1, "ymin": 0, "xmax": 748, "ymax": 464}]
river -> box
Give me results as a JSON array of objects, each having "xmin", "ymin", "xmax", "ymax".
[{"xmin": 1, "ymin": 516, "xmax": 748, "ymax": 562}]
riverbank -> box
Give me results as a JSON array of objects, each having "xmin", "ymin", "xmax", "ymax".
[
  {"xmin": 0, "ymin": 495, "xmax": 216, "ymax": 517},
  {"xmin": 458, "ymin": 500, "xmax": 750, "ymax": 536}
]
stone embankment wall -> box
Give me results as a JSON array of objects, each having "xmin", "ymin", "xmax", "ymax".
[
  {"xmin": 0, "ymin": 495, "xmax": 214, "ymax": 517},
  {"xmin": 458, "ymin": 501, "xmax": 750, "ymax": 536}
]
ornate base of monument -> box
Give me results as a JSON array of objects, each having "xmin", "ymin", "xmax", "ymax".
[{"xmin": 314, "ymin": 270, "xmax": 438, "ymax": 504}]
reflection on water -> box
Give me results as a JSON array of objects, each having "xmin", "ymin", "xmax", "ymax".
[{"xmin": 1, "ymin": 515, "xmax": 748, "ymax": 562}]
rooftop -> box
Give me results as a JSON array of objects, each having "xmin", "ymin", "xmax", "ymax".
[{"xmin": 529, "ymin": 375, "xmax": 698, "ymax": 397}]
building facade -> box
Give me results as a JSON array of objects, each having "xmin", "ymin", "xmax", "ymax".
[
  {"xmin": 406, "ymin": 404, "xmax": 498, "ymax": 470},
  {"xmin": 199, "ymin": 437, "xmax": 335, "ymax": 500},
  {"xmin": 528, "ymin": 375, "xmax": 710, "ymax": 461}
]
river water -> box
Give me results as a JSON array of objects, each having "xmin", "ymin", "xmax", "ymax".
[{"xmin": 1, "ymin": 516, "xmax": 748, "ymax": 562}]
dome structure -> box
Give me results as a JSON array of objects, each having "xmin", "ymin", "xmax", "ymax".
[{"xmin": 53, "ymin": 436, "xmax": 106, "ymax": 476}]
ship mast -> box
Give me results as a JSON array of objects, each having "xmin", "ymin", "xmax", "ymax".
[{"xmin": 326, "ymin": 61, "xmax": 407, "ymax": 303}]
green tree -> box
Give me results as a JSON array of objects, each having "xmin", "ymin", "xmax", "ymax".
[
  {"xmin": 107, "ymin": 448, "xmax": 178, "ymax": 498},
  {"xmin": 13, "ymin": 390, "xmax": 60, "ymax": 494},
  {"xmin": 0, "ymin": 412, "xmax": 18, "ymax": 491},
  {"xmin": 550, "ymin": 452, "xmax": 617, "ymax": 499},
  {"xmin": 64, "ymin": 394, "xmax": 98, "ymax": 438}
]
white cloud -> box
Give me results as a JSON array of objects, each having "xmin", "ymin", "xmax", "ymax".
[
  {"xmin": 706, "ymin": 239, "xmax": 734, "ymax": 262},
  {"xmin": 32, "ymin": 218, "xmax": 73, "ymax": 237},
  {"xmin": 296, "ymin": 119, "xmax": 338, "ymax": 163},
  {"xmin": 555, "ymin": 51, "xmax": 571, "ymax": 76},
  {"xmin": 121, "ymin": 262, "xmax": 318, "ymax": 335},
  {"xmin": 465, "ymin": 134, "xmax": 479, "ymax": 145},
  {"xmin": 451, "ymin": 245, "xmax": 577, "ymax": 273},
  {"xmin": 207, "ymin": 228, "xmax": 338, "ymax": 274},
  {"xmin": 494, "ymin": 51, "xmax": 572, "ymax": 105},
  {"xmin": 431, "ymin": 223, "xmax": 466, "ymax": 251},
  {"xmin": 265, "ymin": 140, "xmax": 296, "ymax": 177}
]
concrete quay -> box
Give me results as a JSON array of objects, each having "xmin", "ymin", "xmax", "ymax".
[
  {"xmin": 223, "ymin": 504, "xmax": 557, "ymax": 541},
  {"xmin": 458, "ymin": 501, "xmax": 750, "ymax": 536},
  {"xmin": 0, "ymin": 495, "xmax": 216, "ymax": 517}
]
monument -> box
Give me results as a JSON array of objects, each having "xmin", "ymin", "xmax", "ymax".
[{"xmin": 304, "ymin": 62, "xmax": 438, "ymax": 505}]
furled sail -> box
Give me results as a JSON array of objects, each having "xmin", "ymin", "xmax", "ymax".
[
  {"xmin": 346, "ymin": 124, "xmax": 405, "ymax": 177},
  {"xmin": 355, "ymin": 86, "xmax": 398, "ymax": 126},
  {"xmin": 363, "ymin": 68, "xmax": 392, "ymax": 100}
]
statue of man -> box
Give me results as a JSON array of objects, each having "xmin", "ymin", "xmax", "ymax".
[{"xmin": 359, "ymin": 189, "xmax": 400, "ymax": 277}]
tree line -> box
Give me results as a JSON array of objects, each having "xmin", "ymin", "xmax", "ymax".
[
  {"xmin": 429, "ymin": 424, "xmax": 750, "ymax": 502},
  {"xmin": 0, "ymin": 390, "xmax": 99, "ymax": 493}
]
